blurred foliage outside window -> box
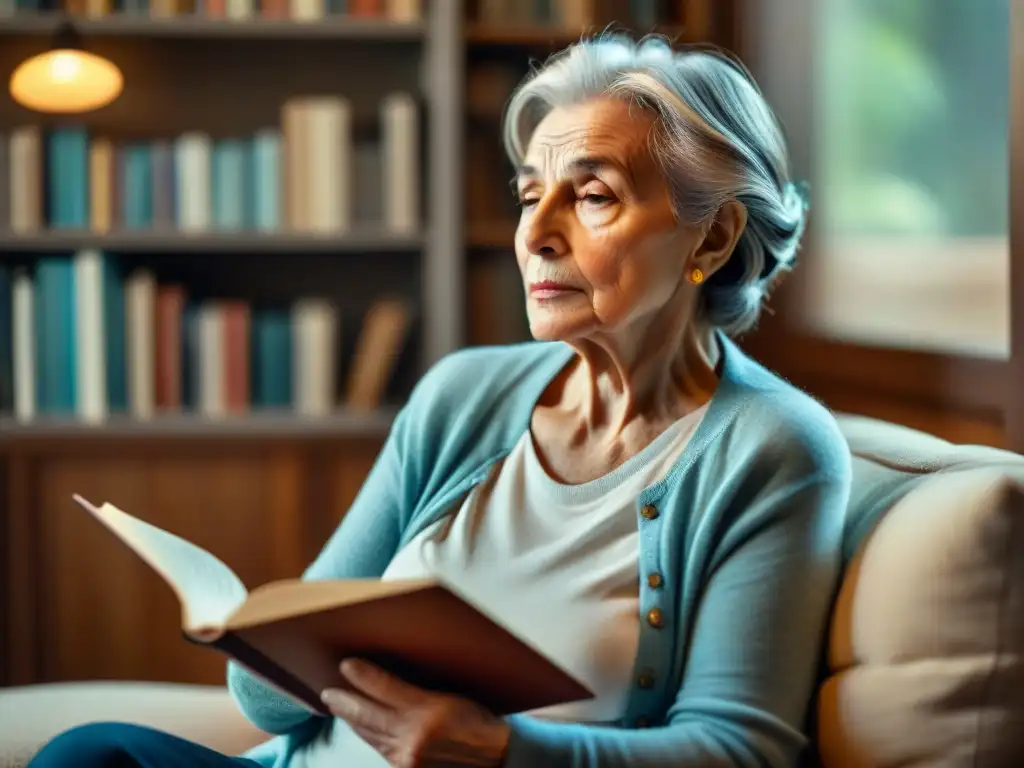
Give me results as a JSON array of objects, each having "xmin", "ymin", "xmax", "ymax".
[
  {"xmin": 818, "ymin": 0, "xmax": 1008, "ymax": 239},
  {"xmin": 800, "ymin": 0, "xmax": 1010, "ymax": 358}
]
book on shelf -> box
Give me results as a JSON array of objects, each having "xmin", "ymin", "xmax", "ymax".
[
  {"xmin": 0, "ymin": 256, "xmax": 414, "ymax": 424},
  {"xmin": 0, "ymin": 0, "xmax": 421, "ymax": 22},
  {"xmin": 72, "ymin": 493, "xmax": 593, "ymax": 716},
  {"xmin": 2, "ymin": 91, "xmax": 420, "ymax": 237}
]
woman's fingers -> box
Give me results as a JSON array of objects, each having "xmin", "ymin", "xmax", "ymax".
[
  {"xmin": 339, "ymin": 658, "xmax": 425, "ymax": 708},
  {"xmin": 320, "ymin": 687, "xmax": 391, "ymax": 736}
]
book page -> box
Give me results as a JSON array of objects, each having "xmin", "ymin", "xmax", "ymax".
[
  {"xmin": 73, "ymin": 495, "xmax": 248, "ymax": 634},
  {"xmin": 226, "ymin": 577, "xmax": 436, "ymax": 630}
]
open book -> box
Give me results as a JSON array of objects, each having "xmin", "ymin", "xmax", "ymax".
[{"xmin": 73, "ymin": 495, "xmax": 592, "ymax": 717}]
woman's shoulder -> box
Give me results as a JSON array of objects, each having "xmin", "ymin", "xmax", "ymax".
[
  {"xmin": 734, "ymin": 387, "xmax": 851, "ymax": 482},
  {"xmin": 719, "ymin": 338, "xmax": 851, "ymax": 481}
]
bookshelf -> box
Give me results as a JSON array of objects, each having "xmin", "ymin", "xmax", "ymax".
[
  {"xmin": 0, "ymin": 14, "xmax": 426, "ymax": 38},
  {"xmin": 0, "ymin": 408, "xmax": 398, "ymax": 440},
  {"xmin": 0, "ymin": 230, "xmax": 425, "ymax": 252},
  {"xmin": 0, "ymin": 0, "xmax": 737, "ymax": 688}
]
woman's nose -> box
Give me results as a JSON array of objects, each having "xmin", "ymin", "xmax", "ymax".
[{"xmin": 522, "ymin": 201, "xmax": 569, "ymax": 258}]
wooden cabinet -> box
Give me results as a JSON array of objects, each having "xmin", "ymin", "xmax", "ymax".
[{"xmin": 1, "ymin": 429, "xmax": 382, "ymax": 687}]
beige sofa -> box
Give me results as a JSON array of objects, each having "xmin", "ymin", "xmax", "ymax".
[{"xmin": 2, "ymin": 414, "xmax": 1023, "ymax": 768}]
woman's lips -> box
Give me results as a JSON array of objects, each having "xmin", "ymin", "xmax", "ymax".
[{"xmin": 529, "ymin": 281, "xmax": 580, "ymax": 299}]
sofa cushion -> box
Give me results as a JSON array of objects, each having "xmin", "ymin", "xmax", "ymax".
[
  {"xmin": 817, "ymin": 415, "xmax": 1024, "ymax": 768},
  {"xmin": 0, "ymin": 681, "xmax": 268, "ymax": 768}
]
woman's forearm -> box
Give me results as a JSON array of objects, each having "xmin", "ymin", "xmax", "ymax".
[{"xmin": 503, "ymin": 715, "xmax": 802, "ymax": 768}]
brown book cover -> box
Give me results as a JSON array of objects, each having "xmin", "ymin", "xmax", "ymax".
[
  {"xmin": 155, "ymin": 284, "xmax": 186, "ymax": 410},
  {"xmin": 72, "ymin": 495, "xmax": 593, "ymax": 717},
  {"xmin": 260, "ymin": 0, "xmax": 288, "ymax": 18},
  {"xmin": 204, "ymin": 0, "xmax": 226, "ymax": 18},
  {"xmin": 349, "ymin": 0, "xmax": 381, "ymax": 17},
  {"xmin": 344, "ymin": 298, "xmax": 412, "ymax": 411},
  {"xmin": 222, "ymin": 301, "xmax": 251, "ymax": 413}
]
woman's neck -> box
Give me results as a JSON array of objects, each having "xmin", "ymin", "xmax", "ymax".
[{"xmin": 561, "ymin": 318, "xmax": 720, "ymax": 436}]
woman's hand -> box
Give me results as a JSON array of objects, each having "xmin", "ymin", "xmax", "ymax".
[{"xmin": 321, "ymin": 659, "xmax": 512, "ymax": 768}]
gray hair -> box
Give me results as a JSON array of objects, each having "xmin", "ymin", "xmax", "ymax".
[{"xmin": 502, "ymin": 32, "xmax": 808, "ymax": 336}]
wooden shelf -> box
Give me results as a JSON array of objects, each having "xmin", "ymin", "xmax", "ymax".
[
  {"xmin": 466, "ymin": 24, "xmax": 588, "ymax": 47},
  {"xmin": 0, "ymin": 14, "xmax": 425, "ymax": 41},
  {"xmin": 466, "ymin": 24, "xmax": 689, "ymax": 47},
  {"xmin": 0, "ymin": 230, "xmax": 425, "ymax": 255},
  {"xmin": 0, "ymin": 408, "xmax": 396, "ymax": 443}
]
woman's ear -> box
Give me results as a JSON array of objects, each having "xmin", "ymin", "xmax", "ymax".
[{"xmin": 691, "ymin": 200, "xmax": 748, "ymax": 279}]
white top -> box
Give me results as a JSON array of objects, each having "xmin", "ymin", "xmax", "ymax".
[{"xmin": 297, "ymin": 405, "xmax": 708, "ymax": 767}]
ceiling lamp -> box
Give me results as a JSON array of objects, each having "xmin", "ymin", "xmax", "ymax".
[{"xmin": 9, "ymin": 21, "xmax": 123, "ymax": 114}]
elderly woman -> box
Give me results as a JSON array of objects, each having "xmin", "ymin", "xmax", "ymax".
[{"xmin": 30, "ymin": 31, "xmax": 851, "ymax": 768}]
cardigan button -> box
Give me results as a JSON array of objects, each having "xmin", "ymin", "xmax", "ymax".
[
  {"xmin": 646, "ymin": 608, "xmax": 664, "ymax": 628},
  {"xmin": 634, "ymin": 716, "xmax": 651, "ymax": 728},
  {"xmin": 637, "ymin": 671, "xmax": 655, "ymax": 689},
  {"xmin": 640, "ymin": 504, "xmax": 659, "ymax": 520},
  {"xmin": 647, "ymin": 572, "xmax": 663, "ymax": 589}
]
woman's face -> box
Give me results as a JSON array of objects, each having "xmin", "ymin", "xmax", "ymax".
[{"xmin": 514, "ymin": 97, "xmax": 700, "ymax": 343}]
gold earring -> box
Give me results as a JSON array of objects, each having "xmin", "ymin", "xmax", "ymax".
[{"xmin": 689, "ymin": 267, "xmax": 704, "ymax": 285}]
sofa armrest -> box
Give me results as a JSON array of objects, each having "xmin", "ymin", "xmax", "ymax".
[{"xmin": 0, "ymin": 681, "xmax": 269, "ymax": 768}]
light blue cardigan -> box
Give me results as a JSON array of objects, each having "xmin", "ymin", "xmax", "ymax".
[{"xmin": 231, "ymin": 333, "xmax": 852, "ymax": 768}]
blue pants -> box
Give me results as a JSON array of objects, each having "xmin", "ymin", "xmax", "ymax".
[{"xmin": 27, "ymin": 722, "xmax": 263, "ymax": 768}]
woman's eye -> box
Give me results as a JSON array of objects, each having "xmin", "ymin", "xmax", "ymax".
[
  {"xmin": 582, "ymin": 193, "xmax": 612, "ymax": 205},
  {"xmin": 518, "ymin": 197, "xmax": 540, "ymax": 208}
]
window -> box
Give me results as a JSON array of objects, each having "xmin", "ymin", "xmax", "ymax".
[{"xmin": 750, "ymin": 0, "xmax": 1011, "ymax": 359}]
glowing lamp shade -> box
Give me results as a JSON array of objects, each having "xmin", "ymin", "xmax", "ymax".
[{"xmin": 10, "ymin": 48, "xmax": 123, "ymax": 114}]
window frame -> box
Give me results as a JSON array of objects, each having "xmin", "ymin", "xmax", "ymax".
[{"xmin": 1009, "ymin": 0, "xmax": 1024, "ymax": 453}]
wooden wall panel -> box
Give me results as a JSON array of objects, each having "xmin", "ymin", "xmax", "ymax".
[
  {"xmin": 2, "ymin": 440, "xmax": 383, "ymax": 688},
  {"xmin": 4, "ymin": 455, "xmax": 35, "ymax": 687},
  {"xmin": 32, "ymin": 452, "xmax": 303, "ymax": 685}
]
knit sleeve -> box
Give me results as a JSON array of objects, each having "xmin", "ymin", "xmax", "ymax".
[
  {"xmin": 226, "ymin": 407, "xmax": 410, "ymax": 735},
  {"xmin": 502, "ymin": 414, "xmax": 852, "ymax": 768}
]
